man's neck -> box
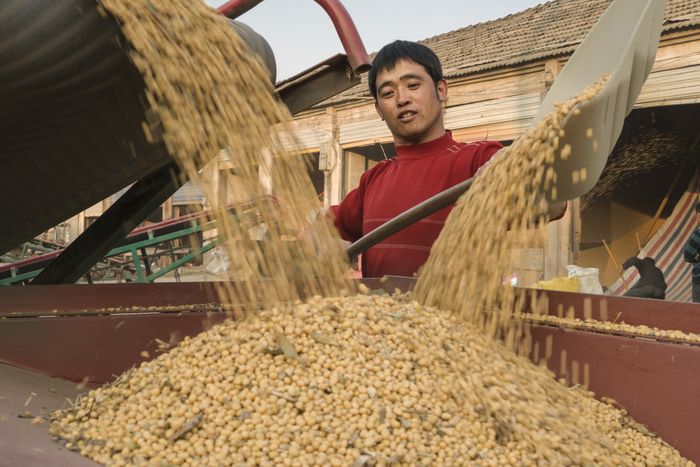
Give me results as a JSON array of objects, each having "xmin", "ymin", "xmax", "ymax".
[{"xmin": 394, "ymin": 128, "xmax": 446, "ymax": 147}]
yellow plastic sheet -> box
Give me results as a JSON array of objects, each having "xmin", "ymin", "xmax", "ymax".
[{"xmin": 533, "ymin": 276, "xmax": 580, "ymax": 292}]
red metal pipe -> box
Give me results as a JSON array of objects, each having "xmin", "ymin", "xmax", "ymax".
[
  {"xmin": 218, "ymin": 0, "xmax": 264, "ymax": 18},
  {"xmin": 310, "ymin": 0, "xmax": 371, "ymax": 74},
  {"xmin": 217, "ymin": 0, "xmax": 371, "ymax": 74}
]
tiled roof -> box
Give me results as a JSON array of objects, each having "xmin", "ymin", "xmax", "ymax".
[{"xmin": 318, "ymin": 0, "xmax": 700, "ymax": 108}]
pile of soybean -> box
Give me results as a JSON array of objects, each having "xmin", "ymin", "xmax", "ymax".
[{"xmin": 50, "ymin": 291, "xmax": 689, "ymax": 466}]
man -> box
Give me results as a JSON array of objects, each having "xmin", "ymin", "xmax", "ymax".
[
  {"xmin": 683, "ymin": 202, "xmax": 700, "ymax": 302},
  {"xmin": 621, "ymin": 256, "xmax": 666, "ymax": 300},
  {"xmin": 331, "ymin": 41, "xmax": 564, "ymax": 278}
]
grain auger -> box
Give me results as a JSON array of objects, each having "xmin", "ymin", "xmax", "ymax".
[{"xmin": 0, "ymin": 0, "xmax": 370, "ymax": 285}]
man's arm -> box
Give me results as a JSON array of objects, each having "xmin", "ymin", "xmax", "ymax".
[
  {"xmin": 329, "ymin": 200, "xmax": 361, "ymax": 243},
  {"xmin": 622, "ymin": 256, "xmax": 638, "ymax": 270},
  {"xmin": 684, "ymin": 229, "xmax": 700, "ymax": 263}
]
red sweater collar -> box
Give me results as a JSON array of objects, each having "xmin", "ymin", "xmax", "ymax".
[{"xmin": 395, "ymin": 130, "xmax": 454, "ymax": 160}]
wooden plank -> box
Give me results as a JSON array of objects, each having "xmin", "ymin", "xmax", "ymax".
[
  {"xmin": 651, "ymin": 36, "xmax": 700, "ymax": 72},
  {"xmin": 339, "ymin": 118, "xmax": 390, "ymax": 145},
  {"xmin": 444, "ymin": 93, "xmax": 541, "ymax": 129},
  {"xmin": 450, "ymin": 118, "xmax": 531, "ymax": 142},
  {"xmin": 446, "ymin": 67, "xmax": 545, "ymax": 106},
  {"xmin": 506, "ymin": 228, "xmax": 546, "ymax": 248},
  {"xmin": 637, "ymin": 76, "xmax": 700, "ymax": 107},
  {"xmin": 510, "ymin": 247, "xmax": 544, "ymax": 271},
  {"xmin": 544, "ymin": 206, "xmax": 573, "ymax": 280}
]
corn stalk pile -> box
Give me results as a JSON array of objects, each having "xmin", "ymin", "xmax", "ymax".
[{"xmin": 580, "ymin": 129, "xmax": 689, "ymax": 211}]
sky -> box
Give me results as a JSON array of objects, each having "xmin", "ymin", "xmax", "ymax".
[{"xmin": 205, "ymin": 0, "xmax": 544, "ymax": 80}]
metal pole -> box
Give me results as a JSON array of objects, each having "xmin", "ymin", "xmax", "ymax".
[{"xmin": 346, "ymin": 177, "xmax": 475, "ymax": 261}]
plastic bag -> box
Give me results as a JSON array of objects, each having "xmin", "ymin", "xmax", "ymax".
[
  {"xmin": 205, "ymin": 247, "xmax": 231, "ymax": 275},
  {"xmin": 566, "ymin": 265, "xmax": 604, "ymax": 294}
]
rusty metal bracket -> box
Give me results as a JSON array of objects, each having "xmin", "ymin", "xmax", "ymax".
[{"xmin": 276, "ymin": 54, "xmax": 361, "ymax": 115}]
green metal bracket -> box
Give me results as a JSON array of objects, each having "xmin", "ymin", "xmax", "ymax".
[{"xmin": 0, "ymin": 220, "xmax": 218, "ymax": 286}]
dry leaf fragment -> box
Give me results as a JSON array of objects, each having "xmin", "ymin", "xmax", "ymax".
[
  {"xmin": 271, "ymin": 391, "xmax": 298, "ymax": 403},
  {"xmin": 310, "ymin": 332, "xmax": 339, "ymax": 346},
  {"xmin": 169, "ymin": 413, "xmax": 203, "ymax": 441},
  {"xmin": 273, "ymin": 327, "xmax": 298, "ymax": 359},
  {"xmin": 352, "ymin": 454, "xmax": 372, "ymax": 467},
  {"xmin": 347, "ymin": 429, "xmax": 359, "ymax": 447},
  {"xmin": 367, "ymin": 386, "xmax": 377, "ymax": 399}
]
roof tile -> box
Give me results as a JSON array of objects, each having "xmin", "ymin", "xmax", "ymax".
[{"xmin": 317, "ymin": 0, "xmax": 700, "ymax": 108}]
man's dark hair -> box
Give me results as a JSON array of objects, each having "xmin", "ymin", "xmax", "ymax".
[
  {"xmin": 368, "ymin": 40, "xmax": 443, "ymax": 99},
  {"xmin": 696, "ymin": 201, "xmax": 700, "ymax": 213}
]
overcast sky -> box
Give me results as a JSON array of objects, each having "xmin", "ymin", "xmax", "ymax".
[{"xmin": 205, "ymin": 1, "xmax": 544, "ymax": 80}]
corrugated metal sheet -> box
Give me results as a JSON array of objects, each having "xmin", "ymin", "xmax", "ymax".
[
  {"xmin": 339, "ymin": 119, "xmax": 391, "ymax": 146},
  {"xmin": 277, "ymin": 126, "xmax": 327, "ymax": 152},
  {"xmin": 290, "ymin": 128, "xmax": 325, "ymax": 150}
]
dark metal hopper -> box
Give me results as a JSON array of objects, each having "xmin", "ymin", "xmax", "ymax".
[{"xmin": 0, "ymin": 0, "xmax": 276, "ymax": 256}]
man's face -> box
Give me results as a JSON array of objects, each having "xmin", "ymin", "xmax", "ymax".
[{"xmin": 374, "ymin": 59, "xmax": 447, "ymax": 146}]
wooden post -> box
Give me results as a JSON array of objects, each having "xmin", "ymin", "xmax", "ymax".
[
  {"xmin": 209, "ymin": 156, "xmax": 220, "ymax": 209},
  {"xmin": 322, "ymin": 108, "xmax": 341, "ymax": 207},
  {"xmin": 101, "ymin": 196, "xmax": 112, "ymax": 215},
  {"xmin": 160, "ymin": 196, "xmax": 174, "ymax": 269},
  {"xmin": 544, "ymin": 203, "xmax": 573, "ymax": 279},
  {"xmin": 543, "ymin": 59, "xmax": 562, "ymax": 92},
  {"xmin": 571, "ymin": 198, "xmax": 582, "ymax": 263},
  {"xmin": 78, "ymin": 211, "xmax": 85, "ymax": 236},
  {"xmin": 163, "ymin": 197, "xmax": 173, "ymax": 221},
  {"xmin": 541, "ymin": 58, "xmax": 572, "ymax": 280}
]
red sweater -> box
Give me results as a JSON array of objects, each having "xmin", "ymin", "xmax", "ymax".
[{"xmin": 331, "ymin": 131, "xmax": 502, "ymax": 278}]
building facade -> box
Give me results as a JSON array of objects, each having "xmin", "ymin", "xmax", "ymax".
[{"xmin": 286, "ymin": 0, "xmax": 700, "ymax": 287}]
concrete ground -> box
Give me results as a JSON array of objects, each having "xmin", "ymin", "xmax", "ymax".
[{"xmin": 0, "ymin": 364, "xmax": 98, "ymax": 467}]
